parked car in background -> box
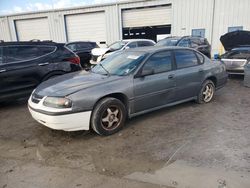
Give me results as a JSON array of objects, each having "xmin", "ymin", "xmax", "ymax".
[
  {"xmin": 90, "ymin": 39, "xmax": 155, "ymax": 64},
  {"xmin": 0, "ymin": 41, "xmax": 82, "ymax": 102},
  {"xmin": 156, "ymin": 36, "xmax": 211, "ymax": 58},
  {"xmin": 28, "ymin": 46, "xmax": 227, "ymax": 136},
  {"xmin": 65, "ymin": 41, "xmax": 99, "ymax": 69},
  {"xmin": 220, "ymin": 30, "xmax": 250, "ymax": 75}
]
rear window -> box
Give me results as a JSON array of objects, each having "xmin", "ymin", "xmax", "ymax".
[
  {"xmin": 138, "ymin": 41, "xmax": 154, "ymax": 47},
  {"xmin": 177, "ymin": 39, "xmax": 191, "ymax": 47},
  {"xmin": 5, "ymin": 45, "xmax": 55, "ymax": 64},
  {"xmin": 156, "ymin": 38, "xmax": 179, "ymax": 46},
  {"xmin": 175, "ymin": 50, "xmax": 199, "ymax": 69}
]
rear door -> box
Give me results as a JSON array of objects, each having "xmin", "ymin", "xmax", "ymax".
[
  {"xmin": 173, "ymin": 49, "xmax": 205, "ymax": 101},
  {"xmin": 133, "ymin": 50, "xmax": 176, "ymax": 113},
  {"xmin": 0, "ymin": 45, "xmax": 55, "ymax": 99}
]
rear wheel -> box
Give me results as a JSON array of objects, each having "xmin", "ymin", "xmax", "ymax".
[
  {"xmin": 91, "ymin": 97, "xmax": 126, "ymax": 136},
  {"xmin": 196, "ymin": 80, "xmax": 215, "ymax": 104}
]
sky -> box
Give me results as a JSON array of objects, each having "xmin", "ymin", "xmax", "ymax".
[{"xmin": 0, "ymin": 0, "xmax": 120, "ymax": 15}]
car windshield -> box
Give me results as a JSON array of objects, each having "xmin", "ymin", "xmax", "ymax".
[
  {"xmin": 221, "ymin": 49, "xmax": 250, "ymax": 59},
  {"xmin": 108, "ymin": 41, "xmax": 128, "ymax": 51},
  {"xmin": 156, "ymin": 38, "xmax": 180, "ymax": 46},
  {"xmin": 91, "ymin": 51, "xmax": 147, "ymax": 76}
]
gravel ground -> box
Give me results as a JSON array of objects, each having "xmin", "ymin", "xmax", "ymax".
[{"xmin": 0, "ymin": 76, "xmax": 250, "ymax": 188}]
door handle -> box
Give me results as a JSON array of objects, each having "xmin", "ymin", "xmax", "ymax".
[
  {"xmin": 168, "ymin": 74, "xmax": 175, "ymax": 79},
  {"xmin": 0, "ymin": 69, "xmax": 6, "ymax": 73},
  {"xmin": 38, "ymin": 62, "xmax": 49, "ymax": 66}
]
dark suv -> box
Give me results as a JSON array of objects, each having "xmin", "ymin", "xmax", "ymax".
[
  {"xmin": 0, "ymin": 41, "xmax": 82, "ymax": 102},
  {"xmin": 65, "ymin": 41, "xmax": 99, "ymax": 69},
  {"xmin": 156, "ymin": 36, "xmax": 211, "ymax": 58}
]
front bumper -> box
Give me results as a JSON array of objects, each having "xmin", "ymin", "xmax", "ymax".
[
  {"xmin": 226, "ymin": 69, "xmax": 245, "ymax": 75},
  {"xmin": 28, "ymin": 96, "xmax": 91, "ymax": 131},
  {"xmin": 222, "ymin": 58, "xmax": 247, "ymax": 75}
]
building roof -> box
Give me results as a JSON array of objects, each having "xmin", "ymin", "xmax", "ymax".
[{"xmin": 0, "ymin": 0, "xmax": 147, "ymax": 17}]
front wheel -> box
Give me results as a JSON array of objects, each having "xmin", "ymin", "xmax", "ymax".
[
  {"xmin": 196, "ymin": 80, "xmax": 215, "ymax": 104},
  {"xmin": 91, "ymin": 97, "xmax": 126, "ymax": 136}
]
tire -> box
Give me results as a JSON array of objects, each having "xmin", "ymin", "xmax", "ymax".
[
  {"xmin": 91, "ymin": 97, "xmax": 126, "ymax": 136},
  {"xmin": 196, "ymin": 80, "xmax": 215, "ymax": 104}
]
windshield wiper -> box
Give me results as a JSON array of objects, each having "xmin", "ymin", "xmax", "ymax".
[{"xmin": 99, "ymin": 64, "xmax": 110, "ymax": 77}]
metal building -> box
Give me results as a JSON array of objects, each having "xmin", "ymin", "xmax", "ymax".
[{"xmin": 0, "ymin": 0, "xmax": 250, "ymax": 55}]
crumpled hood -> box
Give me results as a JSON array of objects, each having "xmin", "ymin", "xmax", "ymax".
[
  {"xmin": 91, "ymin": 47, "xmax": 110, "ymax": 56},
  {"xmin": 35, "ymin": 71, "xmax": 121, "ymax": 97},
  {"xmin": 220, "ymin": 30, "xmax": 250, "ymax": 51}
]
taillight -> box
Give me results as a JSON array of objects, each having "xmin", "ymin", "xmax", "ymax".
[{"xmin": 65, "ymin": 56, "xmax": 80, "ymax": 65}]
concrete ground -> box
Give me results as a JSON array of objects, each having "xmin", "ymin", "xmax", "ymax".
[{"xmin": 0, "ymin": 77, "xmax": 250, "ymax": 188}]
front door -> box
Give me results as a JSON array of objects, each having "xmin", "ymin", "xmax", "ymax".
[{"xmin": 133, "ymin": 50, "xmax": 176, "ymax": 113}]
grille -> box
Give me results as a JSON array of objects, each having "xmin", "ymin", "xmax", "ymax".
[
  {"xmin": 222, "ymin": 59, "xmax": 247, "ymax": 68},
  {"xmin": 31, "ymin": 93, "xmax": 44, "ymax": 104}
]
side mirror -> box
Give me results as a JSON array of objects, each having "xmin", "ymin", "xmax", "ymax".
[{"xmin": 124, "ymin": 46, "xmax": 130, "ymax": 50}]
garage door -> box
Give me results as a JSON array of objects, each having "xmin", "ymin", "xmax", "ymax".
[
  {"xmin": 65, "ymin": 12, "xmax": 106, "ymax": 44},
  {"xmin": 122, "ymin": 5, "xmax": 172, "ymax": 28},
  {"xmin": 15, "ymin": 17, "xmax": 51, "ymax": 41}
]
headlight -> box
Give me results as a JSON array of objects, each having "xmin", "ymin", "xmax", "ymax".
[{"xmin": 43, "ymin": 97, "xmax": 72, "ymax": 109}]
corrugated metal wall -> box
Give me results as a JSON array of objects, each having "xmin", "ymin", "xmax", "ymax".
[
  {"xmin": 0, "ymin": 17, "xmax": 11, "ymax": 41},
  {"xmin": 212, "ymin": 0, "xmax": 250, "ymax": 55},
  {"xmin": 0, "ymin": 0, "xmax": 250, "ymax": 55}
]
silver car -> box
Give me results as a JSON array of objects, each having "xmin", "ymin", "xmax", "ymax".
[
  {"xmin": 90, "ymin": 39, "xmax": 156, "ymax": 64},
  {"xmin": 221, "ymin": 47, "xmax": 250, "ymax": 75},
  {"xmin": 220, "ymin": 30, "xmax": 250, "ymax": 75},
  {"xmin": 28, "ymin": 47, "xmax": 227, "ymax": 136}
]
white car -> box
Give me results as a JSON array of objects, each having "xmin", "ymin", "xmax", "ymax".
[{"xmin": 90, "ymin": 39, "xmax": 155, "ymax": 64}]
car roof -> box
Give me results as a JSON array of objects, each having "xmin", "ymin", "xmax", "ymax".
[
  {"xmin": 122, "ymin": 39, "xmax": 155, "ymax": 42},
  {"xmin": 126, "ymin": 46, "xmax": 195, "ymax": 53},
  {"xmin": 66, "ymin": 41, "xmax": 96, "ymax": 44},
  {"xmin": 0, "ymin": 41, "xmax": 64, "ymax": 46}
]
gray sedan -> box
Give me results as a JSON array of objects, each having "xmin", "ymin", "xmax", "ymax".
[{"xmin": 28, "ymin": 47, "xmax": 227, "ymax": 135}]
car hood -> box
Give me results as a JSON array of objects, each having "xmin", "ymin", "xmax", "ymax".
[
  {"xmin": 220, "ymin": 30, "xmax": 250, "ymax": 51},
  {"xmin": 91, "ymin": 47, "xmax": 110, "ymax": 56},
  {"xmin": 35, "ymin": 71, "xmax": 122, "ymax": 97}
]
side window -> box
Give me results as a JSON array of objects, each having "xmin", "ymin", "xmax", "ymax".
[
  {"xmin": 5, "ymin": 46, "xmax": 46, "ymax": 64},
  {"xmin": 127, "ymin": 42, "xmax": 137, "ymax": 48},
  {"xmin": 138, "ymin": 41, "xmax": 154, "ymax": 47},
  {"xmin": 178, "ymin": 39, "xmax": 191, "ymax": 47},
  {"xmin": 37, "ymin": 46, "xmax": 56, "ymax": 56},
  {"xmin": 175, "ymin": 50, "xmax": 199, "ymax": 69},
  {"xmin": 67, "ymin": 44, "xmax": 77, "ymax": 51},
  {"xmin": 77, "ymin": 43, "xmax": 91, "ymax": 51},
  {"xmin": 0, "ymin": 47, "xmax": 3, "ymax": 64},
  {"xmin": 196, "ymin": 52, "xmax": 204, "ymax": 64},
  {"xmin": 190, "ymin": 38, "xmax": 201, "ymax": 48},
  {"xmin": 143, "ymin": 51, "xmax": 172, "ymax": 74}
]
